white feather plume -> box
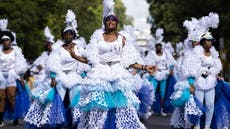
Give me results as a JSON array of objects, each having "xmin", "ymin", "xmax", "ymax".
[
  {"xmin": 183, "ymin": 17, "xmax": 199, "ymax": 32},
  {"xmin": 155, "ymin": 28, "xmax": 164, "ymax": 43},
  {"xmin": 176, "ymin": 42, "xmax": 183, "ymax": 52},
  {"xmin": 44, "ymin": 26, "xmax": 55, "ymax": 43},
  {"xmin": 11, "ymin": 32, "xmax": 17, "ymax": 45},
  {"xmin": 123, "ymin": 25, "xmax": 135, "ymax": 38},
  {"xmin": 64, "ymin": 9, "xmax": 78, "ymax": 35},
  {"xmin": 103, "ymin": 0, "xmax": 115, "ymax": 18},
  {"xmin": 199, "ymin": 12, "xmax": 219, "ymax": 31},
  {"xmin": 165, "ymin": 42, "xmax": 174, "ymax": 54},
  {"xmin": 0, "ymin": 18, "xmax": 8, "ymax": 31},
  {"xmin": 183, "ymin": 12, "xmax": 219, "ymax": 42}
]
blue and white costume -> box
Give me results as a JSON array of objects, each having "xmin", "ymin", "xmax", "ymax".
[{"xmin": 78, "ymin": 29, "xmax": 146, "ymax": 129}]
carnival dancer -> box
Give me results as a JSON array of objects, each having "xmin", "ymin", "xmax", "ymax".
[
  {"xmin": 30, "ymin": 26, "xmax": 54, "ymax": 86},
  {"xmin": 25, "ymin": 9, "xmax": 88, "ymax": 129},
  {"xmin": 24, "ymin": 26, "xmax": 60, "ymax": 129},
  {"xmin": 64, "ymin": 1, "xmax": 157, "ymax": 128},
  {"xmin": 170, "ymin": 16, "xmax": 204, "ymax": 129},
  {"xmin": 0, "ymin": 30, "xmax": 28, "ymax": 127},
  {"xmin": 187, "ymin": 13, "xmax": 223, "ymax": 129},
  {"xmin": 170, "ymin": 12, "xmax": 225, "ymax": 129},
  {"xmin": 0, "ymin": 18, "xmax": 28, "ymax": 127},
  {"xmin": 145, "ymin": 28, "xmax": 176, "ymax": 116},
  {"xmin": 46, "ymin": 9, "xmax": 89, "ymax": 128}
]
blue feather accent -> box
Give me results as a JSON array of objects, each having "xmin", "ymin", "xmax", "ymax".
[
  {"xmin": 163, "ymin": 75, "xmax": 176, "ymax": 112},
  {"xmin": 171, "ymin": 88, "xmax": 190, "ymax": 107},
  {"xmin": 69, "ymin": 91, "xmax": 80, "ymax": 108},
  {"xmin": 43, "ymin": 88, "xmax": 55, "ymax": 105},
  {"xmin": 4, "ymin": 79, "xmax": 31, "ymax": 120},
  {"xmin": 43, "ymin": 89, "xmax": 67, "ymax": 128},
  {"xmin": 112, "ymin": 90, "xmax": 127, "ymax": 108},
  {"xmin": 210, "ymin": 80, "xmax": 230, "ymax": 129},
  {"xmin": 138, "ymin": 85, "xmax": 153, "ymax": 118}
]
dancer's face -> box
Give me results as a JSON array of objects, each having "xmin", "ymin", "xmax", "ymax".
[
  {"xmin": 105, "ymin": 20, "xmax": 117, "ymax": 31},
  {"xmin": 202, "ymin": 40, "xmax": 212, "ymax": 50},
  {"xmin": 2, "ymin": 39, "xmax": 11, "ymax": 49},
  {"xmin": 63, "ymin": 31, "xmax": 74, "ymax": 43}
]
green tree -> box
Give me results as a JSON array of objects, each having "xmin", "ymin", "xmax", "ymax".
[
  {"xmin": 0, "ymin": 0, "xmax": 129, "ymax": 60},
  {"xmin": 146, "ymin": 0, "xmax": 230, "ymax": 78}
]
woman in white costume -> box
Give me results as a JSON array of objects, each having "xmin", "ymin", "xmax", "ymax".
[
  {"xmin": 66, "ymin": 1, "xmax": 156, "ymax": 128},
  {"xmin": 25, "ymin": 10, "xmax": 88, "ymax": 129},
  {"xmin": 192, "ymin": 32, "xmax": 222, "ymax": 129},
  {"xmin": 170, "ymin": 13, "xmax": 225, "ymax": 129},
  {"xmin": 145, "ymin": 28, "xmax": 176, "ymax": 116},
  {"xmin": 0, "ymin": 30, "xmax": 27, "ymax": 127},
  {"xmin": 24, "ymin": 26, "xmax": 63, "ymax": 129},
  {"xmin": 30, "ymin": 26, "xmax": 55, "ymax": 86},
  {"xmin": 170, "ymin": 33, "xmax": 203, "ymax": 129}
]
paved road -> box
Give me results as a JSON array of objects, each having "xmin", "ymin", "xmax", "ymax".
[{"xmin": 1, "ymin": 114, "xmax": 172, "ymax": 129}]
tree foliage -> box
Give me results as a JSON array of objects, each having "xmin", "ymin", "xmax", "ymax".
[
  {"xmin": 0, "ymin": 0, "xmax": 129, "ymax": 60},
  {"xmin": 146, "ymin": 0, "xmax": 230, "ymax": 77},
  {"xmin": 146, "ymin": 0, "xmax": 230, "ymax": 46}
]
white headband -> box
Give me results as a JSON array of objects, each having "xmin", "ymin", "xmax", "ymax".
[{"xmin": 1, "ymin": 35, "xmax": 10, "ymax": 40}]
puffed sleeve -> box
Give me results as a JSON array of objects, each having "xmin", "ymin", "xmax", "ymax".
[
  {"xmin": 82, "ymin": 29, "xmax": 102, "ymax": 66},
  {"xmin": 120, "ymin": 35, "xmax": 144, "ymax": 68},
  {"xmin": 46, "ymin": 40, "xmax": 63, "ymax": 75},
  {"xmin": 210, "ymin": 46, "xmax": 222, "ymax": 75},
  {"xmin": 14, "ymin": 46, "xmax": 28, "ymax": 75}
]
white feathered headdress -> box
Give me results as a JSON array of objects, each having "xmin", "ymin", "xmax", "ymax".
[
  {"xmin": 64, "ymin": 9, "xmax": 79, "ymax": 36},
  {"xmin": 103, "ymin": 0, "xmax": 115, "ymax": 18},
  {"xmin": 155, "ymin": 28, "xmax": 164, "ymax": 44},
  {"xmin": 44, "ymin": 26, "xmax": 55, "ymax": 43},
  {"xmin": 0, "ymin": 18, "xmax": 8, "ymax": 31},
  {"xmin": 183, "ymin": 12, "xmax": 219, "ymax": 42},
  {"xmin": 0, "ymin": 18, "xmax": 17, "ymax": 45}
]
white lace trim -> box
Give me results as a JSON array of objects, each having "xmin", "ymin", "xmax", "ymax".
[
  {"xmin": 24, "ymin": 101, "xmax": 44, "ymax": 127},
  {"xmin": 115, "ymin": 107, "xmax": 146, "ymax": 129},
  {"xmin": 184, "ymin": 95, "xmax": 203, "ymax": 121},
  {"xmin": 78, "ymin": 109, "xmax": 108, "ymax": 129}
]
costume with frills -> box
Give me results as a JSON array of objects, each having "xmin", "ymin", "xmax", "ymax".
[
  {"xmin": 170, "ymin": 45, "xmax": 230, "ymax": 129},
  {"xmin": 0, "ymin": 47, "xmax": 30, "ymax": 120},
  {"xmin": 30, "ymin": 51, "xmax": 50, "ymax": 84},
  {"xmin": 144, "ymin": 49, "xmax": 177, "ymax": 113},
  {"xmin": 24, "ymin": 39, "xmax": 88, "ymax": 128},
  {"xmin": 78, "ymin": 29, "xmax": 146, "ymax": 129}
]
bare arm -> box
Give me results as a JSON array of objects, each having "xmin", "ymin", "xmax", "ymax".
[
  {"xmin": 131, "ymin": 63, "xmax": 157, "ymax": 74},
  {"xmin": 69, "ymin": 50, "xmax": 88, "ymax": 64},
  {"xmin": 67, "ymin": 44, "xmax": 88, "ymax": 64}
]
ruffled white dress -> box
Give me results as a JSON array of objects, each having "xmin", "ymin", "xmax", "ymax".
[{"xmin": 78, "ymin": 29, "xmax": 146, "ymax": 129}]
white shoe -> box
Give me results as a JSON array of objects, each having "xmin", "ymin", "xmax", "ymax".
[
  {"xmin": 161, "ymin": 108, "xmax": 167, "ymax": 116},
  {"xmin": 204, "ymin": 128, "xmax": 210, "ymax": 129},
  {"xmin": 160, "ymin": 111, "xmax": 167, "ymax": 116},
  {"xmin": 0, "ymin": 122, "xmax": 4, "ymax": 127},
  {"xmin": 193, "ymin": 126, "xmax": 200, "ymax": 129}
]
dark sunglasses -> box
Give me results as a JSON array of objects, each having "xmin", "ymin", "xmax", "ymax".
[{"xmin": 104, "ymin": 15, "xmax": 118, "ymax": 23}]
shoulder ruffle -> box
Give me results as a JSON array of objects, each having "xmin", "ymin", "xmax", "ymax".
[
  {"xmin": 82, "ymin": 29, "xmax": 104, "ymax": 66},
  {"xmin": 14, "ymin": 47, "xmax": 28, "ymax": 74},
  {"xmin": 210, "ymin": 46, "xmax": 222, "ymax": 74},
  {"xmin": 120, "ymin": 40, "xmax": 144, "ymax": 68},
  {"xmin": 46, "ymin": 42, "xmax": 63, "ymax": 74}
]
